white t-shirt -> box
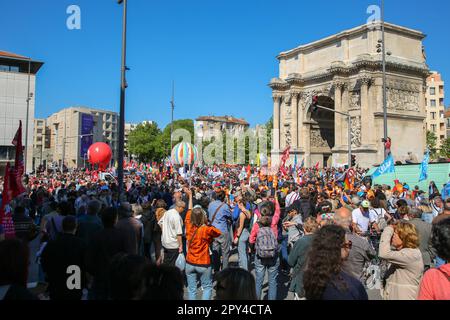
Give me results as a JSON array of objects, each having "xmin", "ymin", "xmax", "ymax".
[
  {"xmin": 159, "ymin": 209, "xmax": 183, "ymax": 249},
  {"xmin": 352, "ymin": 208, "xmax": 370, "ymax": 233},
  {"xmin": 369, "ymin": 208, "xmax": 386, "ymax": 224}
]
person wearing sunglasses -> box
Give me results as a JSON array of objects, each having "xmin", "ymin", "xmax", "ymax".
[
  {"xmin": 303, "ymin": 225, "xmax": 368, "ymax": 300},
  {"xmin": 378, "ymin": 222, "xmax": 423, "ymax": 300}
]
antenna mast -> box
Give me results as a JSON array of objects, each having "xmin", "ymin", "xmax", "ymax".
[{"xmin": 170, "ymin": 81, "xmax": 175, "ymax": 151}]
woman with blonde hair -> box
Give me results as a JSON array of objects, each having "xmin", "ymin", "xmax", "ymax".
[{"xmin": 379, "ymin": 221, "xmax": 423, "ymax": 300}]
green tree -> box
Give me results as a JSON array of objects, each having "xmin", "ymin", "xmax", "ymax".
[
  {"xmin": 128, "ymin": 122, "xmax": 164, "ymax": 162},
  {"xmin": 161, "ymin": 119, "xmax": 194, "ymax": 155},
  {"xmin": 439, "ymin": 137, "xmax": 450, "ymax": 158},
  {"xmin": 265, "ymin": 117, "xmax": 273, "ymax": 152},
  {"xmin": 426, "ymin": 131, "xmax": 438, "ymax": 159}
]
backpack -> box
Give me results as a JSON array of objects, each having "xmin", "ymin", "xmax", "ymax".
[{"xmin": 255, "ymin": 224, "xmax": 278, "ymax": 259}]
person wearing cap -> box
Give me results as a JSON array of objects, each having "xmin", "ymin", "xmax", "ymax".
[{"xmin": 351, "ymin": 200, "xmax": 371, "ymax": 236}]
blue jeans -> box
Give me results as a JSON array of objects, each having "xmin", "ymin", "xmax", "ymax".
[
  {"xmin": 254, "ymin": 255, "xmax": 279, "ymax": 300},
  {"xmin": 280, "ymin": 235, "xmax": 289, "ymax": 266},
  {"xmin": 186, "ymin": 263, "xmax": 213, "ymax": 300},
  {"xmin": 238, "ymin": 229, "xmax": 250, "ymax": 270}
]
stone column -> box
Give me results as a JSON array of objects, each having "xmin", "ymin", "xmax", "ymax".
[
  {"xmin": 291, "ymin": 92, "xmax": 298, "ymax": 149},
  {"xmin": 302, "ymin": 123, "xmax": 311, "ymax": 167},
  {"xmin": 298, "ymin": 93, "xmax": 304, "ymax": 150},
  {"xmin": 333, "ymin": 81, "xmax": 344, "ymax": 147},
  {"xmin": 272, "ymin": 95, "xmax": 281, "ymax": 152},
  {"xmin": 342, "ymin": 83, "xmax": 349, "ymax": 149},
  {"xmin": 360, "ymin": 75, "xmax": 372, "ymax": 146}
]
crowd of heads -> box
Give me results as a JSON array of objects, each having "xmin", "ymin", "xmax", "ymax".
[{"xmin": 0, "ymin": 164, "xmax": 449, "ymax": 300}]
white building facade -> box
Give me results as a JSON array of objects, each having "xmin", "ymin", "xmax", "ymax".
[{"xmin": 0, "ymin": 51, "xmax": 44, "ymax": 173}]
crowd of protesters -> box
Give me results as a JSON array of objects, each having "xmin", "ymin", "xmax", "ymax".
[{"xmin": 0, "ymin": 164, "xmax": 449, "ymax": 300}]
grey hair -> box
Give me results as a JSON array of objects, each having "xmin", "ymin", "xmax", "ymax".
[
  {"xmin": 409, "ymin": 208, "xmax": 423, "ymax": 219},
  {"xmin": 334, "ymin": 208, "xmax": 352, "ymax": 229}
]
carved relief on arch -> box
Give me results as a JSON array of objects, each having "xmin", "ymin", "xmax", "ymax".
[
  {"xmin": 349, "ymin": 91, "xmax": 361, "ymax": 110},
  {"xmin": 299, "ymin": 85, "xmax": 333, "ymax": 111}
]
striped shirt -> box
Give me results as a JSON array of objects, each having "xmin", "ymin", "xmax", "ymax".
[{"xmin": 286, "ymin": 192, "xmax": 300, "ymax": 208}]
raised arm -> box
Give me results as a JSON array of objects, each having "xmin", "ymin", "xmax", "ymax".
[
  {"xmin": 378, "ymin": 226, "xmax": 413, "ymax": 267},
  {"xmin": 272, "ymin": 191, "xmax": 281, "ymax": 227}
]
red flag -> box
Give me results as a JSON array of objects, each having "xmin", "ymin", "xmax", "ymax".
[
  {"xmin": 12, "ymin": 120, "xmax": 24, "ymax": 175},
  {"xmin": 315, "ymin": 162, "xmax": 320, "ymax": 170},
  {"xmin": 0, "ymin": 163, "xmax": 16, "ymax": 239},
  {"xmin": 11, "ymin": 121, "xmax": 26, "ymax": 197},
  {"xmin": 0, "ymin": 163, "xmax": 12, "ymax": 219},
  {"xmin": 279, "ymin": 146, "xmax": 291, "ymax": 176}
]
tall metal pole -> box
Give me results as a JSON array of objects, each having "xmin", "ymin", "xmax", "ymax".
[
  {"xmin": 25, "ymin": 58, "xmax": 31, "ymax": 173},
  {"xmin": 170, "ymin": 80, "xmax": 175, "ymax": 151},
  {"xmin": 381, "ymin": 0, "xmax": 388, "ymax": 158},
  {"xmin": 348, "ymin": 115, "xmax": 352, "ymax": 167},
  {"xmin": 117, "ymin": 0, "xmax": 128, "ymax": 199}
]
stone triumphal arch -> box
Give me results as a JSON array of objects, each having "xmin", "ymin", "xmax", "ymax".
[{"xmin": 270, "ymin": 22, "xmax": 429, "ymax": 168}]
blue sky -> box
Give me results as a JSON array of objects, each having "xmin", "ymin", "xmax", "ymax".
[{"xmin": 1, "ymin": 0, "xmax": 449, "ymax": 128}]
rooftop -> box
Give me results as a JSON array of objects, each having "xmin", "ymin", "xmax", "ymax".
[
  {"xmin": 0, "ymin": 50, "xmax": 44, "ymax": 73},
  {"xmin": 0, "ymin": 51, "xmax": 29, "ymax": 59},
  {"xmin": 444, "ymin": 109, "xmax": 450, "ymax": 118},
  {"xmin": 196, "ymin": 115, "xmax": 249, "ymax": 126},
  {"xmin": 278, "ymin": 22, "xmax": 425, "ymax": 60}
]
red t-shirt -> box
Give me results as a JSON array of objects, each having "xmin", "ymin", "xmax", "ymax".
[{"xmin": 418, "ymin": 264, "xmax": 450, "ymax": 300}]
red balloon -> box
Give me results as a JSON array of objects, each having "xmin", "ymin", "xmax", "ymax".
[{"xmin": 87, "ymin": 142, "xmax": 112, "ymax": 170}]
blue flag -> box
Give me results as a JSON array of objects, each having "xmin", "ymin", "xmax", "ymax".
[
  {"xmin": 293, "ymin": 154, "xmax": 297, "ymax": 174},
  {"xmin": 372, "ymin": 154, "xmax": 395, "ymax": 178},
  {"xmin": 419, "ymin": 150, "xmax": 430, "ymax": 182},
  {"xmin": 300, "ymin": 158, "xmax": 305, "ymax": 168}
]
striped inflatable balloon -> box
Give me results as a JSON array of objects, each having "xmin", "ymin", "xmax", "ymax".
[{"xmin": 171, "ymin": 142, "xmax": 198, "ymax": 166}]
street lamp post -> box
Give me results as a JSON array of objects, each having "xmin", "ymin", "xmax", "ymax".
[
  {"xmin": 381, "ymin": 0, "xmax": 388, "ymax": 158},
  {"xmin": 117, "ymin": 0, "xmax": 128, "ymax": 200},
  {"xmin": 376, "ymin": 0, "xmax": 393, "ymax": 159},
  {"xmin": 25, "ymin": 58, "xmax": 31, "ymax": 173},
  {"xmin": 170, "ymin": 81, "xmax": 175, "ymax": 151}
]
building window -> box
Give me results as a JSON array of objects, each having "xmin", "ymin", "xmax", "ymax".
[
  {"xmin": 440, "ymin": 111, "xmax": 444, "ymax": 119},
  {"xmin": 430, "ymin": 87, "xmax": 436, "ymax": 95},
  {"xmin": 439, "ymin": 86, "xmax": 444, "ymax": 95},
  {"xmin": 0, "ymin": 65, "xmax": 19, "ymax": 72},
  {"xmin": 37, "ymin": 129, "xmax": 43, "ymax": 134},
  {"xmin": 431, "ymin": 112, "xmax": 436, "ymax": 120},
  {"xmin": 431, "ymin": 100, "xmax": 436, "ymax": 107},
  {"xmin": 440, "ymin": 98, "xmax": 444, "ymax": 106},
  {"xmin": 431, "ymin": 124, "xmax": 437, "ymax": 132}
]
